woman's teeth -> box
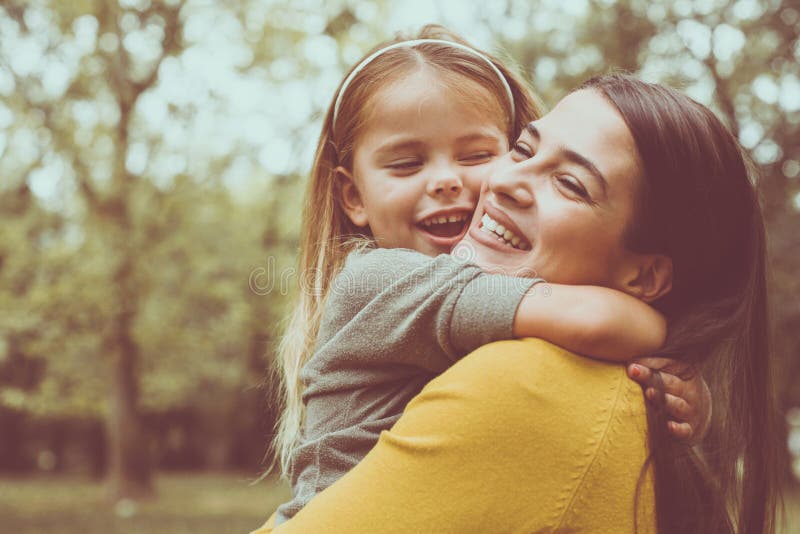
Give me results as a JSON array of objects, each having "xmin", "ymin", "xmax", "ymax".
[{"xmin": 480, "ymin": 214, "xmax": 529, "ymax": 250}]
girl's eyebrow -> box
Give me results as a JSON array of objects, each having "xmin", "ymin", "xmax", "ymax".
[
  {"xmin": 454, "ymin": 131, "xmax": 505, "ymax": 144},
  {"xmin": 525, "ymin": 122, "xmax": 609, "ymax": 195},
  {"xmin": 375, "ymin": 131, "xmax": 503, "ymax": 155},
  {"xmin": 375, "ymin": 139, "xmax": 424, "ymax": 155}
]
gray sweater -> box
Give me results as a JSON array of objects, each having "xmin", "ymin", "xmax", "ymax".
[{"xmin": 275, "ymin": 247, "xmax": 541, "ymax": 524}]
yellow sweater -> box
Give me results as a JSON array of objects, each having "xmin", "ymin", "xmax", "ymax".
[{"xmin": 254, "ymin": 339, "xmax": 655, "ymax": 533}]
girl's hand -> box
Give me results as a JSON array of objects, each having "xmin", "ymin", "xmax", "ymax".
[{"xmin": 626, "ymin": 357, "xmax": 712, "ymax": 442}]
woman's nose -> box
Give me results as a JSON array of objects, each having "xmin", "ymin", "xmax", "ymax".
[{"xmin": 488, "ymin": 157, "xmax": 534, "ymax": 207}]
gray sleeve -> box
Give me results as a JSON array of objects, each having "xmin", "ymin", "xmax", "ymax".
[
  {"xmin": 312, "ymin": 248, "xmax": 542, "ymax": 376},
  {"xmin": 450, "ymin": 273, "xmax": 542, "ymax": 355}
]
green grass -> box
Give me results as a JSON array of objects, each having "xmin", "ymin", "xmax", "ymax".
[
  {"xmin": 0, "ymin": 473, "xmax": 798, "ymax": 532},
  {"xmin": 0, "ymin": 472, "xmax": 290, "ymax": 534}
]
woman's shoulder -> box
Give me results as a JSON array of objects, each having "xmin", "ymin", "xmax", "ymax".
[
  {"xmin": 405, "ymin": 337, "xmax": 653, "ymax": 531},
  {"xmin": 404, "ymin": 337, "xmax": 647, "ymax": 451},
  {"xmin": 441, "ymin": 338, "xmax": 639, "ymax": 402}
]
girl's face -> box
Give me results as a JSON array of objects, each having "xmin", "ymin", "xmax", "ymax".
[
  {"xmin": 339, "ymin": 69, "xmax": 508, "ymax": 257},
  {"xmin": 461, "ymin": 89, "xmax": 643, "ymax": 287}
]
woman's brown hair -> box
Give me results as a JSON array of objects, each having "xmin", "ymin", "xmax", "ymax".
[{"xmin": 579, "ymin": 74, "xmax": 780, "ymax": 533}]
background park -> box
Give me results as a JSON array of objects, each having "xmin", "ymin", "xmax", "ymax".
[{"xmin": 0, "ymin": 0, "xmax": 798, "ymax": 532}]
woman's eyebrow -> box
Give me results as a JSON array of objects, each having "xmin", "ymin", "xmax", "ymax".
[{"xmin": 526, "ymin": 122, "xmax": 609, "ymax": 195}]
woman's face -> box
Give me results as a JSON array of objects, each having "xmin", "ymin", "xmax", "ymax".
[{"xmin": 459, "ymin": 89, "xmax": 644, "ymax": 287}]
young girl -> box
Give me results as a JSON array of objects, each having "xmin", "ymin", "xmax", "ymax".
[{"xmin": 267, "ymin": 26, "xmax": 710, "ymax": 527}]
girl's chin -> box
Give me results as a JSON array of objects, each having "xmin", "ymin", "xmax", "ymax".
[
  {"xmin": 415, "ymin": 238, "xmax": 455, "ymax": 257},
  {"xmin": 418, "ymin": 226, "xmax": 470, "ymax": 253},
  {"xmin": 416, "ymin": 235, "xmax": 463, "ymax": 257}
]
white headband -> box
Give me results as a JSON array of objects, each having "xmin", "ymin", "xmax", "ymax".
[{"xmin": 332, "ymin": 38, "xmax": 515, "ymax": 128}]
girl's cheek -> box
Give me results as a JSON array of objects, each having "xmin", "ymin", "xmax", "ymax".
[{"xmin": 464, "ymin": 167, "xmax": 491, "ymax": 194}]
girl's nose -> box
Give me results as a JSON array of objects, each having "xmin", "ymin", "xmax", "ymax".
[
  {"xmin": 427, "ymin": 170, "xmax": 463, "ymax": 198},
  {"xmin": 488, "ymin": 157, "xmax": 534, "ymax": 207}
]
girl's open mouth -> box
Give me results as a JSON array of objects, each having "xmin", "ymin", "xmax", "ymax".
[{"xmin": 417, "ymin": 212, "xmax": 471, "ymax": 239}]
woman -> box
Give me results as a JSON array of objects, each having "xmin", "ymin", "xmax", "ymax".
[{"xmin": 260, "ymin": 75, "xmax": 780, "ymax": 533}]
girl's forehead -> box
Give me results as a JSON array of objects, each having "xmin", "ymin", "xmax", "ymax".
[{"xmin": 366, "ymin": 69, "xmax": 507, "ymax": 128}]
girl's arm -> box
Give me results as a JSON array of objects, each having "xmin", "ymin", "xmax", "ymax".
[
  {"xmin": 331, "ymin": 249, "xmax": 702, "ymax": 440},
  {"xmin": 512, "ymin": 283, "xmax": 667, "ymax": 361}
]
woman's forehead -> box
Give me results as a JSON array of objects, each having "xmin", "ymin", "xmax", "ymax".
[{"xmin": 536, "ymin": 90, "xmax": 642, "ymax": 191}]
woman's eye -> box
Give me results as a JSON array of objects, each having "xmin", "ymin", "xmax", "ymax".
[
  {"xmin": 512, "ymin": 142, "xmax": 533, "ymax": 158},
  {"xmin": 556, "ymin": 176, "xmax": 590, "ymax": 200}
]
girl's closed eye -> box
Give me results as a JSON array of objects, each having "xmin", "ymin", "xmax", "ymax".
[
  {"xmin": 459, "ymin": 151, "xmax": 495, "ymax": 165},
  {"xmin": 386, "ymin": 159, "xmax": 423, "ymax": 172}
]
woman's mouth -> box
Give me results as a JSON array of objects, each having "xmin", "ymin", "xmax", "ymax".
[{"xmin": 476, "ymin": 213, "xmax": 530, "ymax": 250}]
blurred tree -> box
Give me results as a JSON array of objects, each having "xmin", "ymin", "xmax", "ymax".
[
  {"xmin": 1, "ymin": 0, "xmax": 189, "ymax": 498},
  {"xmin": 0, "ymin": 0, "xmax": 303, "ymax": 497}
]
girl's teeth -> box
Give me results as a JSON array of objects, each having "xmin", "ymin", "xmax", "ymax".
[
  {"xmin": 511, "ymin": 236, "xmax": 520, "ymax": 246},
  {"xmin": 503, "ymin": 230, "xmax": 512, "ymax": 240},
  {"xmin": 423, "ymin": 214, "xmax": 468, "ymax": 226},
  {"xmin": 495, "ymin": 224, "xmax": 506, "ymax": 235}
]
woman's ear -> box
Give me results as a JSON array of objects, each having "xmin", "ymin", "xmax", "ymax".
[
  {"xmin": 336, "ymin": 166, "xmax": 369, "ymax": 227},
  {"xmin": 620, "ymin": 254, "xmax": 673, "ymax": 302}
]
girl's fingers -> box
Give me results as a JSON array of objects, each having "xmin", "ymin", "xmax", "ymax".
[
  {"xmin": 664, "ymin": 393, "xmax": 692, "ymax": 421},
  {"xmin": 627, "ymin": 363, "xmax": 653, "ymax": 384},
  {"xmin": 659, "ymin": 372, "xmax": 689, "ymax": 400},
  {"xmin": 645, "ymin": 389, "xmax": 697, "ymax": 440},
  {"xmin": 630, "ymin": 362, "xmax": 692, "ymax": 402},
  {"xmin": 649, "ymin": 390, "xmax": 694, "ymax": 423},
  {"xmin": 632, "ymin": 357, "xmax": 697, "ymax": 381},
  {"xmin": 667, "ymin": 421, "xmax": 693, "ymax": 440},
  {"xmin": 632, "ymin": 359, "xmax": 710, "ymax": 443},
  {"xmin": 631, "ymin": 356, "xmax": 675, "ymax": 370}
]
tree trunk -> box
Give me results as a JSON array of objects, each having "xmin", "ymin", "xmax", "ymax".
[{"xmin": 106, "ymin": 252, "xmax": 153, "ymax": 499}]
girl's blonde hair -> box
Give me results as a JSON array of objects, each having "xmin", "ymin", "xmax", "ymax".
[{"xmin": 272, "ymin": 24, "xmax": 543, "ymax": 479}]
